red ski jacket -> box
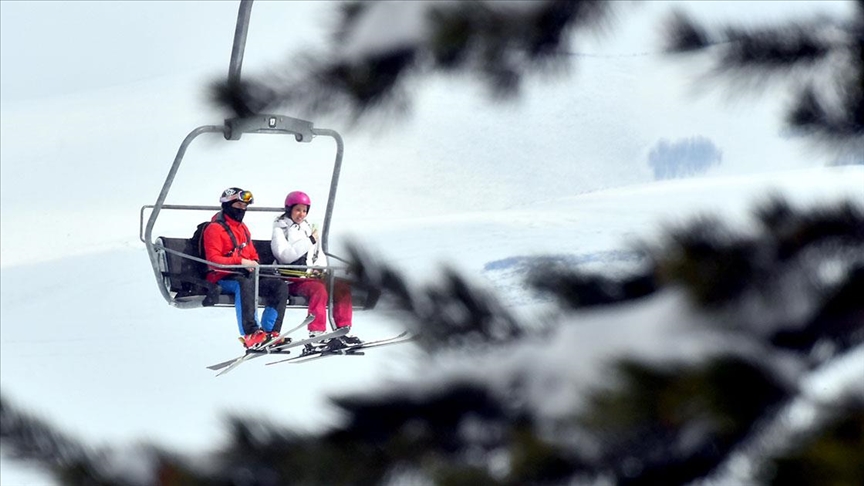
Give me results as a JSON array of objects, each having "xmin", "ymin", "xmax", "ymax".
[{"xmin": 202, "ymin": 212, "xmax": 258, "ymax": 283}]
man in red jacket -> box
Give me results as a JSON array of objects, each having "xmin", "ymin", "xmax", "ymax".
[{"xmin": 203, "ymin": 187, "xmax": 290, "ymax": 348}]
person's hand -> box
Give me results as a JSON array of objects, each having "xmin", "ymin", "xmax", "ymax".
[
  {"xmin": 241, "ymin": 259, "xmax": 258, "ymax": 272},
  {"xmin": 310, "ymin": 268, "xmax": 329, "ymax": 279},
  {"xmin": 310, "ymin": 226, "xmax": 319, "ymax": 244}
]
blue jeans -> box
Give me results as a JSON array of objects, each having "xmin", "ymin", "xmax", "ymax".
[{"xmin": 217, "ymin": 275, "xmax": 290, "ymax": 336}]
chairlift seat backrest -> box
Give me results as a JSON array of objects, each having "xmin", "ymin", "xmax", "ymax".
[{"xmin": 156, "ymin": 236, "xmax": 308, "ymax": 307}]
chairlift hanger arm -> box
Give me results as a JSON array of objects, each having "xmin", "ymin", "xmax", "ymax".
[
  {"xmin": 312, "ymin": 128, "xmax": 343, "ymax": 256},
  {"xmin": 228, "ymin": 0, "xmax": 254, "ymax": 86},
  {"xmin": 224, "ymin": 114, "xmax": 315, "ymax": 141}
]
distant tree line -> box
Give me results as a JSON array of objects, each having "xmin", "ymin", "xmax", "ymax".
[
  {"xmin": 831, "ymin": 153, "xmax": 864, "ymax": 166},
  {"xmin": 647, "ymin": 136, "xmax": 722, "ymax": 180}
]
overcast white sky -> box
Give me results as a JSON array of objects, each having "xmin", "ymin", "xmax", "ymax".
[{"xmin": 0, "ymin": 1, "xmax": 283, "ymax": 101}]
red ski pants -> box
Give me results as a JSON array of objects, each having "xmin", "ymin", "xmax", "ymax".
[{"xmin": 288, "ymin": 278, "xmax": 353, "ymax": 332}]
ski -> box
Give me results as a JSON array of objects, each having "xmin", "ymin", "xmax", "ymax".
[
  {"xmin": 207, "ymin": 315, "xmax": 337, "ymax": 375},
  {"xmin": 206, "ymin": 315, "xmax": 316, "ymax": 372},
  {"xmin": 210, "ymin": 324, "xmax": 349, "ymax": 376},
  {"xmin": 279, "ymin": 331, "xmax": 415, "ymax": 365},
  {"xmin": 213, "ymin": 325, "xmax": 350, "ymax": 376},
  {"xmin": 206, "ymin": 341, "xmax": 290, "ymax": 373},
  {"xmin": 266, "ymin": 331, "xmax": 415, "ymax": 365}
]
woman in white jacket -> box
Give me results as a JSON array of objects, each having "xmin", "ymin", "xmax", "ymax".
[{"xmin": 271, "ymin": 191, "xmax": 357, "ymax": 344}]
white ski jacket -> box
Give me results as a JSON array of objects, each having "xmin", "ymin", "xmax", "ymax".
[{"xmin": 270, "ymin": 216, "xmax": 328, "ymax": 271}]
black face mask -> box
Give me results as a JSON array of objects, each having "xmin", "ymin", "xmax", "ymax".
[{"xmin": 222, "ymin": 204, "xmax": 246, "ymax": 223}]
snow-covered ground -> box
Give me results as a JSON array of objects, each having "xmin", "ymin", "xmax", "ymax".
[
  {"xmin": 1, "ymin": 1, "xmax": 860, "ymax": 484},
  {"xmin": 2, "ymin": 164, "xmax": 862, "ymax": 485}
]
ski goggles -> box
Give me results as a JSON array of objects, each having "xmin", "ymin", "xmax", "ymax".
[{"xmin": 220, "ymin": 189, "xmax": 254, "ymax": 205}]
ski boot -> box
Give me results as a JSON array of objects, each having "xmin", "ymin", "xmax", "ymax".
[{"xmin": 240, "ymin": 329, "xmax": 268, "ymax": 349}]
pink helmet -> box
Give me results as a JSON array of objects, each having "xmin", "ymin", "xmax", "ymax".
[{"xmin": 284, "ymin": 191, "xmax": 311, "ymax": 209}]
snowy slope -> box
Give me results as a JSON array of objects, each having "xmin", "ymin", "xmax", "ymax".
[
  {"xmin": 2, "ymin": 166, "xmax": 861, "ymax": 454},
  {"xmin": 2, "ymin": 105, "xmax": 862, "ymax": 486}
]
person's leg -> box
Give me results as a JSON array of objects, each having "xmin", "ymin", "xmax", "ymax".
[
  {"xmin": 217, "ymin": 279, "xmax": 245, "ymax": 335},
  {"xmin": 259, "ymin": 278, "xmax": 290, "ymax": 333},
  {"xmin": 219, "ymin": 276, "xmax": 259, "ymax": 335},
  {"xmin": 260, "ymin": 306, "xmax": 276, "ymax": 333},
  {"xmin": 333, "ymin": 280, "xmax": 353, "ymax": 329},
  {"xmin": 291, "ymin": 278, "xmax": 328, "ymax": 333}
]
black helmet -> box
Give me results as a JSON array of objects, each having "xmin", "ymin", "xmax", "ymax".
[{"xmin": 220, "ymin": 187, "xmax": 254, "ymax": 205}]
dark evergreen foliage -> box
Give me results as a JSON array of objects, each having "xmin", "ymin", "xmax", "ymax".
[
  {"xmin": 663, "ymin": 2, "xmax": 864, "ymax": 152},
  {"xmin": 3, "ymin": 197, "xmax": 862, "ymax": 485},
  {"xmin": 210, "ymin": 0, "xmax": 619, "ymax": 122},
  {"xmin": 528, "ymin": 266, "xmax": 658, "ymax": 308},
  {"xmin": 759, "ymin": 399, "xmax": 864, "ymax": 486},
  {"xmin": 346, "ymin": 254, "xmax": 528, "ymax": 351},
  {"xmin": 209, "ymin": 1, "xmax": 862, "ymax": 152},
  {"xmin": 580, "ymin": 357, "xmax": 790, "ymax": 485}
]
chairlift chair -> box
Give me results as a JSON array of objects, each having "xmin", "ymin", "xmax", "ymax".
[{"xmin": 139, "ymin": 0, "xmax": 377, "ymax": 332}]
